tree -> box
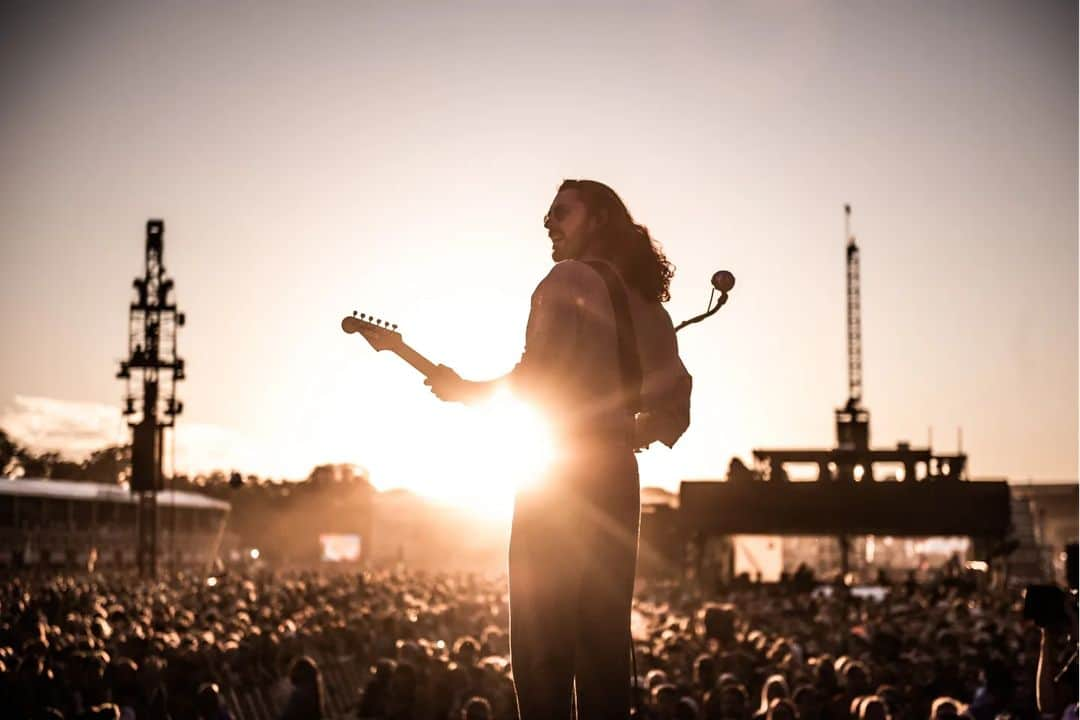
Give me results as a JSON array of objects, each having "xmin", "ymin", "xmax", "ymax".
[
  {"xmin": 0, "ymin": 429, "xmax": 21, "ymax": 476},
  {"xmin": 19, "ymin": 450, "xmax": 63, "ymax": 479},
  {"xmin": 79, "ymin": 445, "xmax": 131, "ymax": 485}
]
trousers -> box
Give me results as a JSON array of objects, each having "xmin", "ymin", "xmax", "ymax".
[{"xmin": 509, "ymin": 443, "xmax": 640, "ymax": 720}]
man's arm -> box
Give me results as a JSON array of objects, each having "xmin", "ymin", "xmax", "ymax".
[
  {"xmin": 424, "ymin": 366, "xmax": 503, "ymax": 406},
  {"xmin": 425, "ymin": 262, "xmax": 587, "ymax": 406},
  {"xmin": 1037, "ymin": 599, "xmax": 1079, "ymax": 715},
  {"xmin": 634, "ymin": 308, "xmax": 692, "ymax": 449},
  {"xmin": 633, "ymin": 369, "xmax": 692, "ymax": 449},
  {"xmin": 1038, "ymin": 627, "xmax": 1065, "ymax": 715}
]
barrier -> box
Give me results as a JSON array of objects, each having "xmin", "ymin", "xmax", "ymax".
[{"xmin": 222, "ymin": 655, "xmax": 367, "ymax": 720}]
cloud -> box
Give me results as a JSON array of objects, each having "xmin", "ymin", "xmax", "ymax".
[
  {"xmin": 0, "ymin": 395, "xmax": 127, "ymax": 458},
  {"xmin": 0, "ymin": 394, "xmax": 306, "ymax": 478}
]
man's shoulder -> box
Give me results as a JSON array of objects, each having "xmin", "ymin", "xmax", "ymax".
[
  {"xmin": 534, "ymin": 260, "xmax": 606, "ymax": 295},
  {"xmin": 548, "ymin": 258, "xmax": 605, "ymax": 281}
]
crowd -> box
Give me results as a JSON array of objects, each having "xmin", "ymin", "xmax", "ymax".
[{"xmin": 0, "ymin": 566, "xmax": 1074, "ymax": 720}]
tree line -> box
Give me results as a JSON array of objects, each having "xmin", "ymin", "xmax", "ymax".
[
  {"xmin": 0, "ymin": 427, "xmax": 373, "ymax": 498},
  {"xmin": 1, "ymin": 428, "xmax": 130, "ymax": 485}
]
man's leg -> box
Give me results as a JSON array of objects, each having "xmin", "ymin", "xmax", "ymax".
[
  {"xmin": 509, "ymin": 485, "xmax": 581, "ymax": 720},
  {"xmin": 574, "ymin": 451, "xmax": 640, "ymax": 720}
]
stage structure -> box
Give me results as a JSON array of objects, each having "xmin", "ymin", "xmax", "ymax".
[
  {"xmin": 747, "ymin": 205, "xmax": 970, "ymax": 486},
  {"xmin": 116, "ymin": 220, "xmax": 186, "ymax": 578},
  {"xmin": 679, "ymin": 206, "xmax": 1010, "ymax": 579}
]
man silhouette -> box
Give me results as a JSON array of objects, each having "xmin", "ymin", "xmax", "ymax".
[{"xmin": 426, "ymin": 179, "xmax": 691, "ymax": 719}]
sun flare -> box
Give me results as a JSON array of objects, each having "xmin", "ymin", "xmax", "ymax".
[
  {"xmin": 419, "ymin": 387, "xmax": 556, "ymax": 520},
  {"xmin": 467, "ymin": 388, "xmax": 555, "ymax": 516}
]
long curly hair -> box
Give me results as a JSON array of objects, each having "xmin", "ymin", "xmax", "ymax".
[{"xmin": 558, "ymin": 179, "xmax": 675, "ymax": 303}]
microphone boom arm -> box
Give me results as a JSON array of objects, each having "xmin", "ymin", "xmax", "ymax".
[{"xmin": 675, "ymin": 290, "xmax": 730, "ymax": 332}]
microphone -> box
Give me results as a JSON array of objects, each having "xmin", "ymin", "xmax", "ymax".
[
  {"xmin": 675, "ymin": 269, "xmax": 735, "ymax": 332},
  {"xmin": 711, "ymin": 270, "xmax": 735, "ymax": 293}
]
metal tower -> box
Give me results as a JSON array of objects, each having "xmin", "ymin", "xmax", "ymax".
[
  {"xmin": 835, "ymin": 204, "xmax": 870, "ymax": 457},
  {"xmin": 116, "ymin": 220, "xmax": 185, "ymax": 578},
  {"xmin": 845, "ymin": 204, "xmax": 863, "ymax": 407}
]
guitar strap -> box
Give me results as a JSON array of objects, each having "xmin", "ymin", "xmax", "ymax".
[
  {"xmin": 582, "ymin": 260, "xmax": 642, "ymax": 416},
  {"xmin": 582, "ymin": 259, "xmax": 646, "ymax": 720}
]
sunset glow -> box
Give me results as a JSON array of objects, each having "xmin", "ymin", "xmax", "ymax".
[
  {"xmin": 0, "ymin": 1, "xmax": 1075, "ymax": 499},
  {"xmin": 423, "ymin": 387, "xmax": 554, "ymax": 519}
]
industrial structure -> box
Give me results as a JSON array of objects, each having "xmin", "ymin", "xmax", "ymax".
[
  {"xmin": 752, "ymin": 204, "xmax": 969, "ymax": 485},
  {"xmin": 675, "ymin": 206, "xmax": 1011, "ymax": 582},
  {"xmin": 116, "ymin": 220, "xmax": 186, "ymax": 578}
]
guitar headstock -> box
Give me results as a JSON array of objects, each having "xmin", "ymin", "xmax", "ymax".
[{"xmin": 341, "ymin": 311, "xmax": 404, "ymax": 352}]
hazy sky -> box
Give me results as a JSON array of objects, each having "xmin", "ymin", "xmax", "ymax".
[{"xmin": 1, "ymin": 1, "xmax": 1076, "ymax": 509}]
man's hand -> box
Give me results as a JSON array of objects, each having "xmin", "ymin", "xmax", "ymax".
[
  {"xmin": 424, "ymin": 365, "xmax": 469, "ymax": 403},
  {"xmin": 633, "ymin": 412, "xmax": 655, "ymax": 452}
]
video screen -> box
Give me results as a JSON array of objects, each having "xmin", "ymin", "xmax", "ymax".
[{"xmin": 319, "ymin": 533, "xmax": 361, "ymax": 562}]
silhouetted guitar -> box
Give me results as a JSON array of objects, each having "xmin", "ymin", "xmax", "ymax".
[{"xmin": 341, "ymin": 312, "xmax": 438, "ymax": 378}]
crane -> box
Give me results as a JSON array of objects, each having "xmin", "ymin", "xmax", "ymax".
[
  {"xmin": 836, "ymin": 204, "xmax": 870, "ymax": 456},
  {"xmin": 845, "ymin": 204, "xmax": 862, "ymax": 408}
]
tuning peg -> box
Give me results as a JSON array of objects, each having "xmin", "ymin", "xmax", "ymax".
[
  {"xmin": 360, "ymin": 313, "xmax": 366, "ymax": 320},
  {"xmin": 391, "ymin": 324, "xmax": 398, "ymax": 331},
  {"xmin": 352, "ymin": 310, "xmax": 357, "ymax": 317}
]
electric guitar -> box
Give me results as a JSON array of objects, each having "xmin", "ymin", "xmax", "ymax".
[
  {"xmin": 342, "ymin": 311, "xmax": 649, "ymax": 449},
  {"xmin": 341, "ymin": 312, "xmax": 439, "ymax": 378}
]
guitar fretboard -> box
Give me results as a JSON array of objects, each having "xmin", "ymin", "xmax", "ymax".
[{"xmin": 394, "ymin": 344, "xmax": 437, "ymax": 378}]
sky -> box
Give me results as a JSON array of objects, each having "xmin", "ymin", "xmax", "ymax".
[{"xmin": 1, "ymin": 1, "xmax": 1076, "ymax": 512}]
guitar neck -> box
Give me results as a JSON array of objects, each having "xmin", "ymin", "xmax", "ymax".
[{"xmin": 394, "ymin": 343, "xmax": 438, "ymax": 378}]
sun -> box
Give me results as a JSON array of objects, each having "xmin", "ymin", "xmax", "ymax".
[{"xmin": 420, "ymin": 386, "xmax": 556, "ymax": 520}]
